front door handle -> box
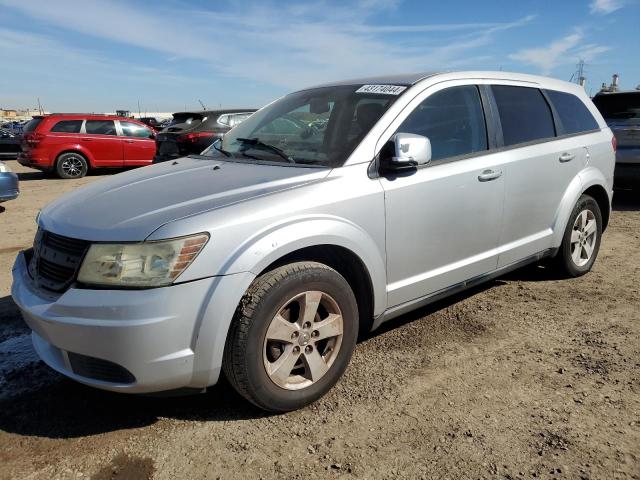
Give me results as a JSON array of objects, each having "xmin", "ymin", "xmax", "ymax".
[
  {"xmin": 81, "ymin": 138, "xmax": 93, "ymax": 142},
  {"xmin": 125, "ymin": 140, "xmax": 134, "ymax": 143},
  {"xmin": 559, "ymin": 152, "xmax": 575, "ymax": 163},
  {"xmin": 478, "ymin": 169, "xmax": 502, "ymax": 182}
]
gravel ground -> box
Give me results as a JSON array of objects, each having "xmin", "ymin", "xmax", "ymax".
[{"xmin": 0, "ymin": 160, "xmax": 638, "ymax": 480}]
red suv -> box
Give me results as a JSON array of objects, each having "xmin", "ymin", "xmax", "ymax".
[{"xmin": 18, "ymin": 114, "xmax": 157, "ymax": 179}]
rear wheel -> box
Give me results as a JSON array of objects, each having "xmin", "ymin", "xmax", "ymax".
[
  {"xmin": 223, "ymin": 262, "xmax": 358, "ymax": 412},
  {"xmin": 556, "ymin": 194, "xmax": 602, "ymax": 277},
  {"xmin": 56, "ymin": 152, "xmax": 88, "ymax": 179}
]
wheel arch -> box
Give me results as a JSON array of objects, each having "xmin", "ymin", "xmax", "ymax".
[
  {"xmin": 53, "ymin": 147, "xmax": 94, "ymax": 168},
  {"xmin": 582, "ymin": 183, "xmax": 610, "ymax": 232}
]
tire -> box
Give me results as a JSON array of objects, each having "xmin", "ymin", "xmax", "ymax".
[
  {"xmin": 56, "ymin": 152, "xmax": 88, "ymax": 179},
  {"xmin": 223, "ymin": 261, "xmax": 359, "ymax": 412},
  {"xmin": 555, "ymin": 194, "xmax": 603, "ymax": 277}
]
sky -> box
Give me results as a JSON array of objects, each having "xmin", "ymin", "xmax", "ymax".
[{"xmin": 0, "ymin": 0, "xmax": 638, "ymax": 113}]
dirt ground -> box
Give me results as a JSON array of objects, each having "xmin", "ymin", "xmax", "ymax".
[{"xmin": 0, "ymin": 160, "xmax": 638, "ymax": 480}]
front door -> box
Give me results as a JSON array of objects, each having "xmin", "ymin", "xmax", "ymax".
[
  {"xmin": 379, "ymin": 84, "xmax": 505, "ymax": 307},
  {"xmin": 119, "ymin": 121, "xmax": 156, "ymax": 165}
]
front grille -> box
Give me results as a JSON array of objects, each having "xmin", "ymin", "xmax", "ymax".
[
  {"xmin": 67, "ymin": 352, "xmax": 136, "ymax": 384},
  {"xmin": 30, "ymin": 229, "xmax": 90, "ymax": 292}
]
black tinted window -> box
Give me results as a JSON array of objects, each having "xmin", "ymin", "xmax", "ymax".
[
  {"xmin": 120, "ymin": 121, "xmax": 152, "ymax": 138},
  {"xmin": 546, "ymin": 90, "xmax": 599, "ymax": 134},
  {"xmin": 85, "ymin": 120, "xmax": 117, "ymax": 136},
  {"xmin": 23, "ymin": 118, "xmax": 43, "ymax": 132},
  {"xmin": 491, "ymin": 86, "xmax": 555, "ymax": 146},
  {"xmin": 50, "ymin": 120, "xmax": 83, "ymax": 133},
  {"xmin": 397, "ymin": 85, "xmax": 488, "ymax": 161}
]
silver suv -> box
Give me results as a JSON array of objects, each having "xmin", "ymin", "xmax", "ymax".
[{"xmin": 12, "ymin": 72, "xmax": 615, "ymax": 412}]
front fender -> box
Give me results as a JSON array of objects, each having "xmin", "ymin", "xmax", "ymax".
[{"xmin": 219, "ymin": 214, "xmax": 387, "ymax": 316}]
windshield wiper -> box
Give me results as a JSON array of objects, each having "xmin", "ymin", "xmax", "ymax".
[
  {"xmin": 210, "ymin": 141, "xmax": 232, "ymax": 157},
  {"xmin": 236, "ymin": 137, "xmax": 295, "ymax": 163}
]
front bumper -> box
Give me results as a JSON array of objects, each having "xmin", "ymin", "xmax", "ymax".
[
  {"xmin": 11, "ymin": 251, "xmax": 233, "ymax": 393},
  {"xmin": 0, "ymin": 172, "xmax": 19, "ymax": 202}
]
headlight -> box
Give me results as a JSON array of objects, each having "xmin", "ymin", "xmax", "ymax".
[
  {"xmin": 77, "ymin": 233, "xmax": 209, "ymax": 287},
  {"xmin": 0, "ymin": 162, "xmax": 11, "ymax": 173}
]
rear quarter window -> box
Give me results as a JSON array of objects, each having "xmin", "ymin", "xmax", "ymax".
[
  {"xmin": 545, "ymin": 90, "xmax": 599, "ymax": 135},
  {"xmin": 50, "ymin": 120, "xmax": 83, "ymax": 133},
  {"xmin": 23, "ymin": 118, "xmax": 43, "ymax": 132},
  {"xmin": 491, "ymin": 85, "xmax": 556, "ymax": 146}
]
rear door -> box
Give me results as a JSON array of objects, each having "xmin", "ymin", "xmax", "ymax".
[
  {"xmin": 83, "ymin": 120, "xmax": 123, "ymax": 167},
  {"xmin": 119, "ymin": 121, "xmax": 156, "ymax": 165},
  {"xmin": 489, "ymin": 85, "xmax": 584, "ymax": 267}
]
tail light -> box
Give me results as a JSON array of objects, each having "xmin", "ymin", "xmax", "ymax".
[
  {"xmin": 611, "ymin": 135, "xmax": 617, "ymax": 152},
  {"xmin": 24, "ymin": 132, "xmax": 45, "ymax": 147},
  {"xmin": 177, "ymin": 132, "xmax": 215, "ymax": 143}
]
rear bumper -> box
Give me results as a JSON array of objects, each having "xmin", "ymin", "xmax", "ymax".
[
  {"xmin": 0, "ymin": 172, "xmax": 19, "ymax": 202},
  {"xmin": 17, "ymin": 150, "xmax": 51, "ymax": 170},
  {"xmin": 11, "ymin": 251, "xmax": 232, "ymax": 393}
]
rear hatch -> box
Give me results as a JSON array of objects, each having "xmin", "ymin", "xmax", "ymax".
[
  {"xmin": 156, "ymin": 112, "xmax": 207, "ymax": 158},
  {"xmin": 19, "ymin": 117, "xmax": 45, "ymax": 154},
  {"xmin": 593, "ymin": 92, "xmax": 640, "ymax": 162}
]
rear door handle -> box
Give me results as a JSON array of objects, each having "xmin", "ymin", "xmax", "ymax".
[
  {"xmin": 559, "ymin": 152, "xmax": 575, "ymax": 163},
  {"xmin": 478, "ymin": 169, "xmax": 502, "ymax": 182},
  {"xmin": 125, "ymin": 140, "xmax": 134, "ymax": 143},
  {"xmin": 81, "ymin": 138, "xmax": 92, "ymax": 142}
]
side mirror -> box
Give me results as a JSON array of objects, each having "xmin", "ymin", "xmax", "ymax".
[{"xmin": 389, "ymin": 133, "xmax": 431, "ymax": 169}]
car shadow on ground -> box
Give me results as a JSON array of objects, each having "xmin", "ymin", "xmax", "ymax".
[
  {"xmin": 612, "ymin": 189, "xmax": 640, "ymax": 211},
  {"xmin": 0, "ymin": 261, "xmax": 565, "ymax": 440}
]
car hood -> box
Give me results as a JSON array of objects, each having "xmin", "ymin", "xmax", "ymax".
[{"xmin": 39, "ymin": 157, "xmax": 331, "ymax": 241}]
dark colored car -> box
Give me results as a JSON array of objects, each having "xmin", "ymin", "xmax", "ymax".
[
  {"xmin": 0, "ymin": 161, "xmax": 19, "ymax": 203},
  {"xmin": 592, "ymin": 91, "xmax": 640, "ymax": 189},
  {"xmin": 18, "ymin": 114, "xmax": 157, "ymax": 179},
  {"xmin": 0, "ymin": 128, "xmax": 21, "ymax": 159},
  {"xmin": 139, "ymin": 117, "xmax": 161, "ymax": 131},
  {"xmin": 154, "ymin": 109, "xmax": 255, "ymax": 163}
]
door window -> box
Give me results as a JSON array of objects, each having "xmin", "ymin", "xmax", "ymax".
[
  {"xmin": 85, "ymin": 120, "xmax": 117, "ymax": 136},
  {"xmin": 50, "ymin": 120, "xmax": 83, "ymax": 133},
  {"xmin": 545, "ymin": 90, "xmax": 599, "ymax": 135},
  {"xmin": 491, "ymin": 85, "xmax": 555, "ymax": 146},
  {"xmin": 396, "ymin": 85, "xmax": 488, "ymax": 161},
  {"xmin": 120, "ymin": 121, "xmax": 153, "ymax": 138}
]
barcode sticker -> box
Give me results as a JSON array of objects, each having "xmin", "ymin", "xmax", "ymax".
[{"xmin": 355, "ymin": 85, "xmax": 407, "ymax": 95}]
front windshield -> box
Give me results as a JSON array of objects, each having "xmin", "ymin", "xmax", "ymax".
[{"xmin": 201, "ymin": 85, "xmax": 405, "ymax": 166}]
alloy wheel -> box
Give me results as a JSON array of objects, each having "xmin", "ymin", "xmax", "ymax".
[
  {"xmin": 263, "ymin": 290, "xmax": 344, "ymax": 390},
  {"xmin": 61, "ymin": 156, "xmax": 85, "ymax": 178},
  {"xmin": 570, "ymin": 209, "xmax": 597, "ymax": 267}
]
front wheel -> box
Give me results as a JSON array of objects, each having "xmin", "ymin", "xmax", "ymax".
[
  {"xmin": 56, "ymin": 152, "xmax": 88, "ymax": 179},
  {"xmin": 223, "ymin": 262, "xmax": 359, "ymax": 412},
  {"xmin": 556, "ymin": 194, "xmax": 603, "ymax": 277}
]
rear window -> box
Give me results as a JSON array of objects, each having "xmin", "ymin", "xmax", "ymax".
[
  {"xmin": 50, "ymin": 120, "xmax": 83, "ymax": 133},
  {"xmin": 546, "ymin": 90, "xmax": 599, "ymax": 135},
  {"xmin": 23, "ymin": 118, "xmax": 43, "ymax": 133},
  {"xmin": 491, "ymin": 85, "xmax": 556, "ymax": 146},
  {"xmin": 85, "ymin": 120, "xmax": 117, "ymax": 136},
  {"xmin": 592, "ymin": 92, "xmax": 640, "ymax": 121},
  {"xmin": 169, "ymin": 113, "xmax": 204, "ymax": 127}
]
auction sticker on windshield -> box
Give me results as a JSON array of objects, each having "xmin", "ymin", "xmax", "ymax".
[{"xmin": 355, "ymin": 85, "xmax": 407, "ymax": 95}]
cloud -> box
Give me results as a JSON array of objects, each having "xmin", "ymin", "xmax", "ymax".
[
  {"xmin": 0, "ymin": 0, "xmax": 536, "ymax": 92},
  {"xmin": 508, "ymin": 29, "xmax": 609, "ymax": 74},
  {"xmin": 589, "ymin": 0, "xmax": 623, "ymax": 14}
]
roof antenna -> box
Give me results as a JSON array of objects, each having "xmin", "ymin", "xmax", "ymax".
[{"xmin": 198, "ymin": 99, "xmax": 207, "ymax": 110}]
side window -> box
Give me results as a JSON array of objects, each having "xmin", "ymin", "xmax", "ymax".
[
  {"xmin": 491, "ymin": 85, "xmax": 555, "ymax": 146},
  {"xmin": 397, "ymin": 85, "xmax": 488, "ymax": 162},
  {"xmin": 50, "ymin": 120, "xmax": 83, "ymax": 133},
  {"xmin": 120, "ymin": 121, "xmax": 153, "ymax": 138},
  {"xmin": 85, "ymin": 120, "xmax": 117, "ymax": 136},
  {"xmin": 545, "ymin": 90, "xmax": 599, "ymax": 135}
]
